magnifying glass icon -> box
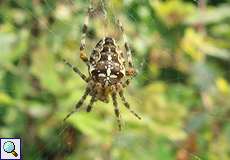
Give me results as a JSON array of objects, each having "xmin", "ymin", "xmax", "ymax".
[{"xmin": 3, "ymin": 141, "xmax": 18, "ymax": 157}]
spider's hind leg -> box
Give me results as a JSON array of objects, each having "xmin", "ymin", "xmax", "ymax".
[
  {"xmin": 119, "ymin": 90, "xmax": 141, "ymax": 120},
  {"xmin": 79, "ymin": 5, "xmax": 94, "ymax": 66},
  {"xmin": 117, "ymin": 19, "xmax": 136, "ymax": 77}
]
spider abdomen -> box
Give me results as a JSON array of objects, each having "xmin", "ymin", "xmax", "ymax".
[{"xmin": 89, "ymin": 37, "xmax": 125, "ymax": 86}]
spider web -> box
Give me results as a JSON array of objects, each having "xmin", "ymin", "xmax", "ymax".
[{"xmin": 0, "ymin": 0, "xmax": 230, "ymax": 160}]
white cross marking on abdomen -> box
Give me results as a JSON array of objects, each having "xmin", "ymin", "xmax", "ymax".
[{"xmin": 106, "ymin": 67, "xmax": 111, "ymax": 76}]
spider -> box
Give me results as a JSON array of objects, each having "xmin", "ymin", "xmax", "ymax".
[{"xmin": 63, "ymin": 5, "xmax": 141, "ymax": 130}]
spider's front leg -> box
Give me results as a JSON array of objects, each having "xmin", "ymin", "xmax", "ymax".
[
  {"xmin": 116, "ymin": 83, "xmax": 141, "ymax": 120},
  {"xmin": 86, "ymin": 96, "xmax": 97, "ymax": 112},
  {"xmin": 118, "ymin": 90, "xmax": 141, "ymax": 120},
  {"xmin": 111, "ymin": 86, "xmax": 122, "ymax": 131},
  {"xmin": 63, "ymin": 88, "xmax": 90, "ymax": 121},
  {"xmin": 86, "ymin": 88, "xmax": 98, "ymax": 112},
  {"xmin": 112, "ymin": 93, "xmax": 122, "ymax": 131}
]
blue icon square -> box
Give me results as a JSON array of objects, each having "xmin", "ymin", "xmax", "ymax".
[{"xmin": 0, "ymin": 138, "xmax": 22, "ymax": 160}]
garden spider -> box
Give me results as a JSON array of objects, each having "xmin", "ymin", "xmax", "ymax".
[{"xmin": 63, "ymin": 4, "xmax": 141, "ymax": 130}]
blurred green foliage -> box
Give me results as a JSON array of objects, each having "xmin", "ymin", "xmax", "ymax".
[{"xmin": 1, "ymin": 0, "xmax": 230, "ymax": 159}]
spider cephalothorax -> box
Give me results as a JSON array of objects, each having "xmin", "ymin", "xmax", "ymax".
[{"xmin": 63, "ymin": 5, "xmax": 141, "ymax": 130}]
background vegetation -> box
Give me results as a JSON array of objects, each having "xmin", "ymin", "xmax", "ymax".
[{"xmin": 1, "ymin": 0, "xmax": 230, "ymax": 159}]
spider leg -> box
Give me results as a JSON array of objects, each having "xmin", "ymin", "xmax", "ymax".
[
  {"xmin": 79, "ymin": 5, "xmax": 93, "ymax": 66},
  {"xmin": 86, "ymin": 96, "xmax": 97, "ymax": 112},
  {"xmin": 119, "ymin": 90, "xmax": 141, "ymax": 120},
  {"xmin": 111, "ymin": 92, "xmax": 122, "ymax": 131},
  {"xmin": 122, "ymin": 79, "xmax": 130, "ymax": 88},
  {"xmin": 63, "ymin": 88, "xmax": 90, "ymax": 122},
  {"xmin": 63, "ymin": 59, "xmax": 89, "ymax": 82},
  {"xmin": 117, "ymin": 19, "xmax": 136, "ymax": 77}
]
